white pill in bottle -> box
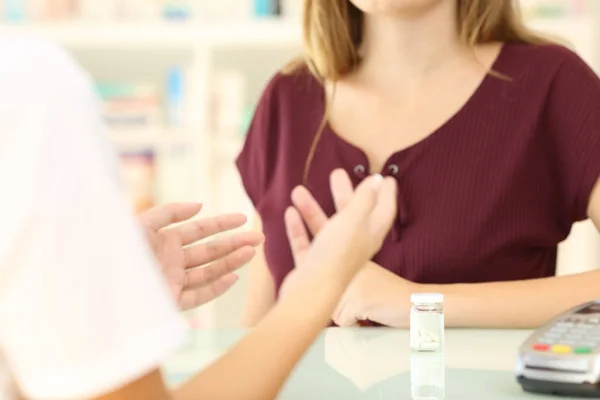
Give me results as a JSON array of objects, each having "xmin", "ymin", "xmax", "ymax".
[{"xmin": 410, "ymin": 293, "xmax": 444, "ymax": 352}]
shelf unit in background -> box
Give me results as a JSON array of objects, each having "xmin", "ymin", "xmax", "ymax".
[
  {"xmin": 0, "ymin": 19, "xmax": 302, "ymax": 47},
  {"xmin": 1, "ymin": 9, "xmax": 598, "ymax": 328},
  {"xmin": 108, "ymin": 127, "xmax": 192, "ymax": 147}
]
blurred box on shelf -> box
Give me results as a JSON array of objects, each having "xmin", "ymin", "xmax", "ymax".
[
  {"xmin": 250, "ymin": 0, "xmax": 301, "ymax": 19},
  {"xmin": 191, "ymin": 0, "xmax": 299, "ymax": 21},
  {"xmin": 96, "ymin": 65, "xmax": 188, "ymax": 129},
  {"xmin": 2, "ymin": 0, "xmax": 160, "ymax": 21},
  {"xmin": 45, "ymin": 0, "xmax": 76, "ymax": 20},
  {"xmin": 209, "ymin": 68, "xmax": 258, "ymax": 169},
  {"xmin": 97, "ymin": 82, "xmax": 162, "ymax": 127},
  {"xmin": 119, "ymin": 149, "xmax": 156, "ymax": 212},
  {"xmin": 162, "ymin": 0, "xmax": 192, "ymax": 21},
  {"xmin": 191, "ymin": 0, "xmax": 247, "ymax": 22},
  {"xmin": 280, "ymin": 0, "xmax": 301, "ymax": 20},
  {"xmin": 165, "ymin": 66, "xmax": 187, "ymax": 127},
  {"xmin": 205, "ymin": 68, "xmax": 255, "ymax": 216},
  {"xmin": 1, "ymin": 0, "xmax": 302, "ymax": 22},
  {"xmin": 210, "ymin": 69, "xmax": 247, "ymax": 142},
  {"xmin": 520, "ymin": 0, "xmax": 589, "ymax": 18}
]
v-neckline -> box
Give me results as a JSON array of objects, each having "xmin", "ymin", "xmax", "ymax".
[{"xmin": 319, "ymin": 43, "xmax": 510, "ymax": 174}]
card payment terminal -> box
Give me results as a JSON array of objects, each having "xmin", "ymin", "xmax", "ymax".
[{"xmin": 516, "ymin": 301, "xmax": 600, "ymax": 397}]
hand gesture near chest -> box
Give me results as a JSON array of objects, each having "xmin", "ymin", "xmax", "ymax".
[
  {"xmin": 286, "ymin": 170, "xmax": 414, "ymax": 327},
  {"xmin": 280, "ymin": 171, "xmax": 398, "ymax": 310}
]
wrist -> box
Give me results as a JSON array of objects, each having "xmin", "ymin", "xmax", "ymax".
[
  {"xmin": 363, "ymin": 274, "xmax": 416, "ymax": 328},
  {"xmin": 278, "ymin": 268, "xmax": 348, "ymax": 325}
]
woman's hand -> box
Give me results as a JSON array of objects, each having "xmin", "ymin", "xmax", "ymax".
[
  {"xmin": 138, "ymin": 203, "xmax": 263, "ymax": 311},
  {"xmin": 281, "ymin": 171, "xmax": 398, "ymax": 299},
  {"xmin": 290, "ymin": 169, "xmax": 414, "ymax": 327},
  {"xmin": 333, "ymin": 262, "xmax": 412, "ymax": 327}
]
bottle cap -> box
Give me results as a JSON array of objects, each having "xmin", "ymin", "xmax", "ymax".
[{"xmin": 411, "ymin": 293, "xmax": 444, "ymax": 304}]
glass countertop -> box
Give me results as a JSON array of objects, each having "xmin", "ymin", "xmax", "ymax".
[{"xmin": 163, "ymin": 328, "xmax": 584, "ymax": 399}]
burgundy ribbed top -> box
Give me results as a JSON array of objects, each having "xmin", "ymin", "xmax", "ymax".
[{"xmin": 236, "ymin": 43, "xmax": 600, "ymax": 296}]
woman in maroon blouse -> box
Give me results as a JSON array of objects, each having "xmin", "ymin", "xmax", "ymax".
[{"xmin": 236, "ymin": 0, "xmax": 600, "ymax": 328}]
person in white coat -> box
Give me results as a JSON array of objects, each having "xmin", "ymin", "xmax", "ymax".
[{"xmin": 0, "ymin": 37, "xmax": 398, "ymax": 400}]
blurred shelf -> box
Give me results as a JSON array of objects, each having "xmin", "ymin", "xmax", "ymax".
[
  {"xmin": 527, "ymin": 16, "xmax": 596, "ymax": 38},
  {"xmin": 108, "ymin": 127, "xmax": 195, "ymax": 149},
  {"xmin": 214, "ymin": 137, "xmax": 243, "ymax": 158},
  {"xmin": 0, "ymin": 16, "xmax": 593, "ymax": 49},
  {"xmin": 0, "ymin": 19, "xmax": 302, "ymax": 48}
]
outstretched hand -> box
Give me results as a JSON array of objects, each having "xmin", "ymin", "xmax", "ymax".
[{"xmin": 138, "ymin": 203, "xmax": 263, "ymax": 311}]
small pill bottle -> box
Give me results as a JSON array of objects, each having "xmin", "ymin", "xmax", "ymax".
[{"xmin": 410, "ymin": 293, "xmax": 444, "ymax": 352}]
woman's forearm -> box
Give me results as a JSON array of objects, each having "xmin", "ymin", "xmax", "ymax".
[
  {"xmin": 434, "ymin": 189, "xmax": 600, "ymax": 328},
  {"xmin": 175, "ymin": 270, "xmax": 347, "ymax": 400},
  {"xmin": 423, "ymin": 269, "xmax": 600, "ymax": 328}
]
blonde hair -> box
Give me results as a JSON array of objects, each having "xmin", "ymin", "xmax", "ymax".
[{"xmin": 285, "ymin": 0, "xmax": 555, "ymax": 180}]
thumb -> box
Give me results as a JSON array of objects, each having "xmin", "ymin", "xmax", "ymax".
[
  {"xmin": 369, "ymin": 177, "xmax": 398, "ymax": 239},
  {"xmin": 340, "ymin": 174, "xmax": 383, "ymax": 223},
  {"xmin": 284, "ymin": 206, "xmax": 311, "ymax": 266}
]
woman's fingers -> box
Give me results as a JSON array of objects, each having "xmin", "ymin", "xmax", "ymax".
[
  {"xmin": 292, "ymin": 173, "xmax": 392, "ymax": 246},
  {"xmin": 284, "ymin": 206, "xmax": 311, "ymax": 266},
  {"xmin": 171, "ymin": 213, "xmax": 249, "ymax": 246},
  {"xmin": 339, "ymin": 174, "xmax": 382, "ymax": 224},
  {"xmin": 332, "ymin": 301, "xmax": 359, "ymax": 327},
  {"xmin": 291, "ymin": 185, "xmax": 328, "ymax": 235},
  {"xmin": 336, "ymin": 174, "xmax": 397, "ymax": 243},
  {"xmin": 330, "ymin": 168, "xmax": 355, "ymax": 211}
]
